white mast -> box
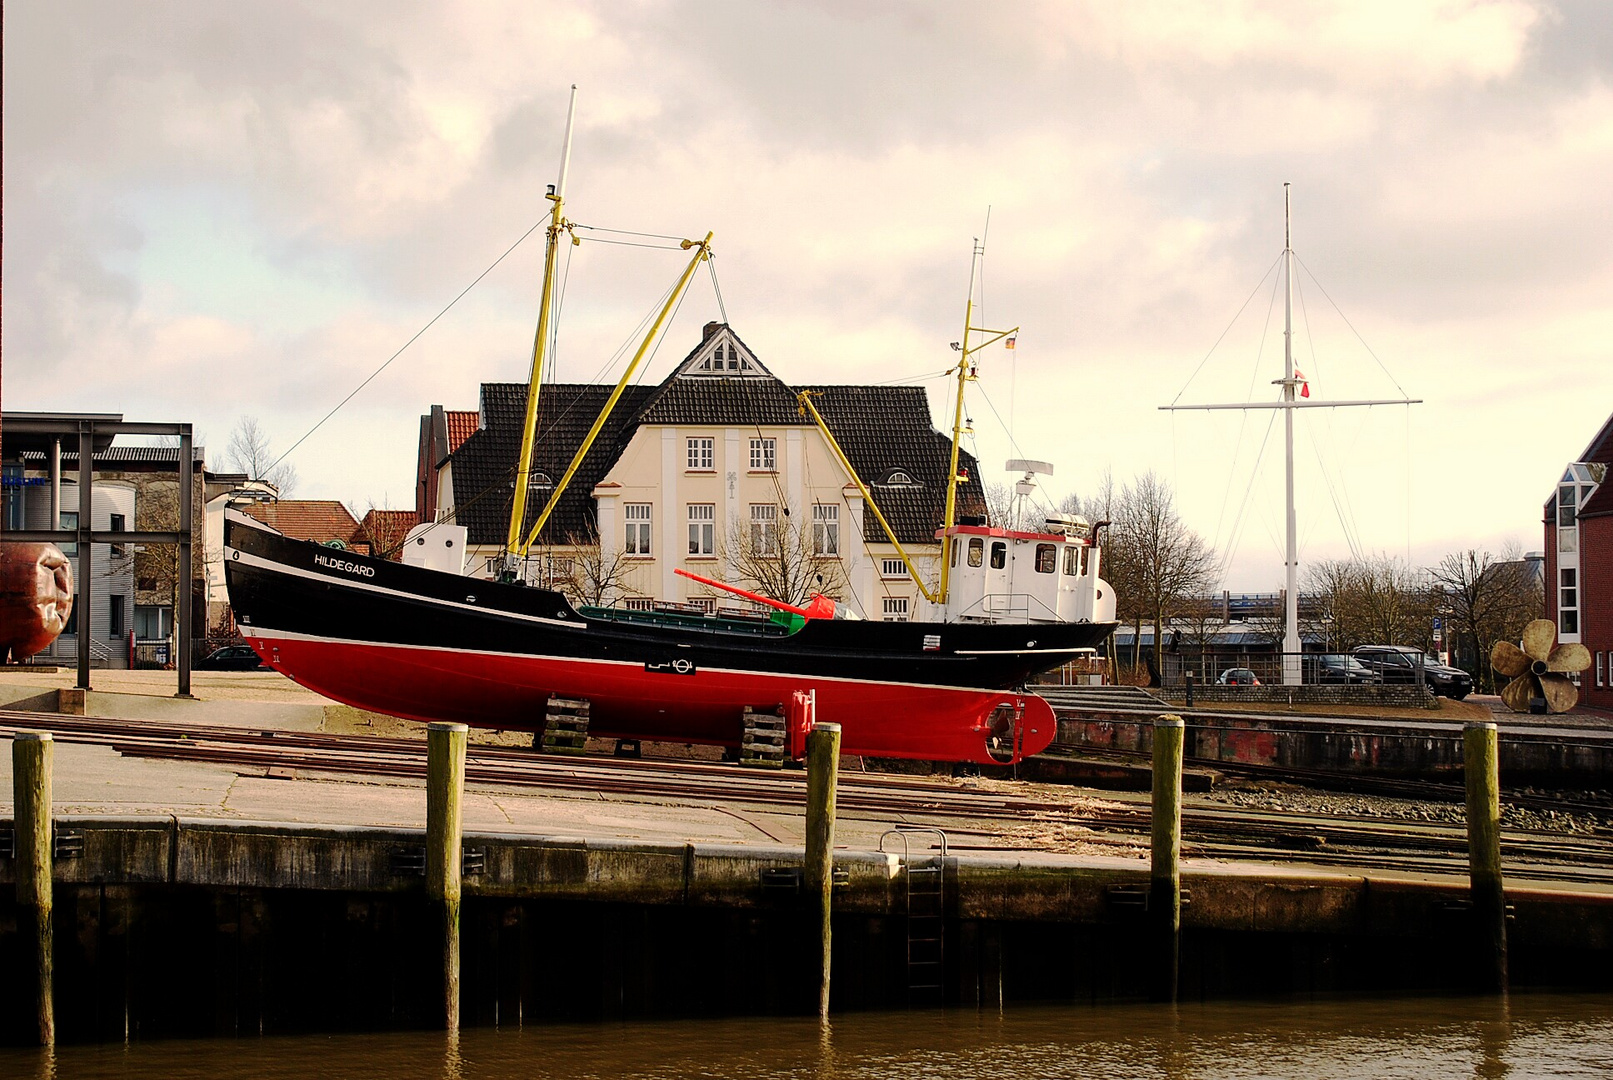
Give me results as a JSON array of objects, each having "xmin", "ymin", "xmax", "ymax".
[
  {"xmin": 1281, "ymin": 184, "xmax": 1300, "ymax": 685},
  {"xmin": 1161, "ymin": 185, "xmax": 1421, "ymax": 685}
]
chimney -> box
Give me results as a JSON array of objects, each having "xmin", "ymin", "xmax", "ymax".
[{"xmin": 703, "ymin": 321, "xmax": 721, "ymax": 341}]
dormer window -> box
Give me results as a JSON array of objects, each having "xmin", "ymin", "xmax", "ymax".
[
  {"xmin": 511, "ymin": 472, "xmax": 553, "ymax": 491},
  {"xmin": 876, "ymin": 469, "xmax": 919, "ymax": 487},
  {"xmin": 681, "ymin": 333, "xmax": 766, "ymax": 377}
]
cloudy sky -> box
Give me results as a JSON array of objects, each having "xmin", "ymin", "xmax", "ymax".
[{"xmin": 5, "ymin": 1, "xmax": 1610, "ymax": 590}]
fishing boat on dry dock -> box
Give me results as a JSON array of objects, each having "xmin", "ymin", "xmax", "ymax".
[{"xmin": 224, "ymin": 90, "xmax": 1116, "ymax": 763}]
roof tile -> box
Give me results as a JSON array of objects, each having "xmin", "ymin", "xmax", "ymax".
[
  {"xmin": 445, "ymin": 336, "xmax": 982, "ymax": 548},
  {"xmin": 242, "ymin": 500, "xmax": 362, "ymax": 546}
]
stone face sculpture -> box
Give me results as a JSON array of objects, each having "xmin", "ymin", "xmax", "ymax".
[
  {"xmin": 1491, "ymin": 618, "xmax": 1592, "ymax": 714},
  {"xmin": 0, "ymin": 543, "xmax": 75, "ymax": 663}
]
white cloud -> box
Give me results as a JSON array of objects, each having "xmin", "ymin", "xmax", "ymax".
[{"xmin": 3, "ymin": 0, "xmax": 1610, "ymax": 592}]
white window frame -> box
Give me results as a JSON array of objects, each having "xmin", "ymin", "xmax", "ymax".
[
  {"xmin": 1597, "ymin": 651, "xmax": 1606, "ymax": 689},
  {"xmin": 687, "ymin": 503, "xmax": 715, "ymax": 556},
  {"xmin": 624, "ymin": 503, "xmax": 652, "ymax": 557},
  {"xmin": 882, "ymin": 596, "xmax": 909, "ymax": 622},
  {"xmin": 623, "ymin": 598, "xmax": 654, "ymax": 611},
  {"xmin": 750, "ymin": 503, "xmax": 778, "ymax": 555},
  {"xmin": 686, "ymin": 437, "xmax": 714, "ymax": 471},
  {"xmin": 1561, "ymin": 567, "xmax": 1579, "ymax": 636},
  {"xmin": 749, "ymin": 437, "xmax": 776, "ymax": 472},
  {"xmin": 812, "ymin": 503, "xmax": 839, "ymax": 557},
  {"xmin": 881, "ymin": 557, "xmax": 906, "ymax": 579}
]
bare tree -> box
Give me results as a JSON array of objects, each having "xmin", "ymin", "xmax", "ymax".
[
  {"xmin": 354, "ymin": 504, "xmax": 416, "ymax": 561},
  {"xmin": 551, "ymin": 529, "xmax": 638, "ymax": 608},
  {"xmin": 1109, "ymin": 471, "xmax": 1216, "ymax": 671},
  {"xmin": 984, "ymin": 482, "xmax": 1018, "ymax": 530},
  {"xmin": 227, "ymin": 417, "xmax": 298, "ymax": 495},
  {"xmin": 1430, "ymin": 545, "xmax": 1544, "ymax": 690},
  {"xmin": 722, "ymin": 501, "xmax": 850, "ymax": 607},
  {"xmin": 131, "ymin": 472, "xmax": 212, "ymax": 658},
  {"xmin": 1306, "ymin": 554, "xmax": 1437, "ymax": 654}
]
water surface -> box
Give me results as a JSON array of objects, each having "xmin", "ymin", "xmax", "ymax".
[{"xmin": 8, "ymin": 993, "xmax": 1611, "ymax": 1079}]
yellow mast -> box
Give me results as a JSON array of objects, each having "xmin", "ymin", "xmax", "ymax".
[
  {"xmin": 519, "ymin": 233, "xmax": 714, "ymax": 554},
  {"xmin": 938, "ymin": 240, "xmax": 1017, "ymax": 604},
  {"xmin": 796, "ymin": 392, "xmax": 939, "ymax": 604},
  {"xmin": 506, "ymin": 85, "xmax": 579, "ymax": 570}
]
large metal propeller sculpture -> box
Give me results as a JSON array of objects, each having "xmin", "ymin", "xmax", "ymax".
[{"xmin": 1491, "ymin": 619, "xmax": 1591, "ymax": 714}]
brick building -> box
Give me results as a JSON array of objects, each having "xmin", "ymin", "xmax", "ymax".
[{"xmin": 1544, "ymin": 412, "xmax": 1613, "ymax": 708}]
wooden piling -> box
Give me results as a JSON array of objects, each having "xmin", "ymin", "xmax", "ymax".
[
  {"xmin": 426, "ymin": 722, "xmax": 468, "ymax": 1031},
  {"xmin": 1151, "ymin": 714, "xmax": 1185, "ymax": 1003},
  {"xmin": 14, "ymin": 731, "xmax": 56, "ymax": 1045},
  {"xmin": 1464, "ymin": 721, "xmax": 1508, "ymax": 993},
  {"xmin": 804, "ymin": 720, "xmax": 841, "ymax": 1020}
]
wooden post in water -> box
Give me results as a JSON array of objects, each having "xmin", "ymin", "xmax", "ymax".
[
  {"xmin": 1464, "ymin": 721, "xmax": 1508, "ymax": 993},
  {"xmin": 426, "ymin": 722, "xmax": 468, "ymax": 1031},
  {"xmin": 804, "ymin": 720, "xmax": 841, "ymax": 1020},
  {"xmin": 1150, "ymin": 715, "xmax": 1185, "ymax": 1003},
  {"xmin": 14, "ymin": 732, "xmax": 56, "ymax": 1045}
]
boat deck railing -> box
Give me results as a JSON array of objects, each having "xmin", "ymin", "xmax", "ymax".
[
  {"xmin": 949, "ymin": 592, "xmax": 1062, "ymax": 624},
  {"xmin": 577, "ymin": 605, "xmax": 797, "ymax": 638}
]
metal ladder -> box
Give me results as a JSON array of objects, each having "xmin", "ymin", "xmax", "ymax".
[{"xmin": 880, "ymin": 827, "xmax": 947, "ymax": 1003}]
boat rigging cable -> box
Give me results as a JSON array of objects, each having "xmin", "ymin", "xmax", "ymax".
[
  {"xmin": 1212, "ymin": 264, "xmax": 1287, "ymax": 582},
  {"xmin": 262, "ymin": 217, "xmax": 548, "ymax": 481}
]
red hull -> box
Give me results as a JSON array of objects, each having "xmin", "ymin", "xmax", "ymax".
[{"xmin": 249, "ymin": 631, "xmax": 1056, "ymax": 764}]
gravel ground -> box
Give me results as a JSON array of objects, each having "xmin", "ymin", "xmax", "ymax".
[{"xmin": 1202, "ymin": 781, "xmax": 1613, "ymax": 836}]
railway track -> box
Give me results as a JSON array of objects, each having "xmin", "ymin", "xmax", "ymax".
[{"xmin": 7, "ymin": 709, "xmax": 1613, "ymax": 885}]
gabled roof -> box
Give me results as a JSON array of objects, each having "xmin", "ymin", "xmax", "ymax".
[
  {"xmin": 668, "ymin": 322, "xmax": 773, "ymax": 379},
  {"xmin": 800, "ymin": 384, "xmax": 985, "ymax": 542},
  {"xmin": 445, "ymin": 411, "xmax": 479, "ymax": 454},
  {"xmin": 358, "ymin": 508, "xmax": 420, "ymax": 560},
  {"xmin": 451, "ymin": 383, "xmax": 657, "ymax": 546},
  {"xmin": 1576, "ymin": 412, "xmax": 1613, "ymax": 465},
  {"xmin": 1580, "ymin": 478, "xmax": 1613, "ymax": 520},
  {"xmin": 241, "ymin": 500, "xmax": 361, "ymax": 546},
  {"xmin": 442, "ymin": 330, "xmax": 983, "ymax": 548},
  {"xmin": 1545, "ymin": 411, "xmax": 1613, "ymax": 517}
]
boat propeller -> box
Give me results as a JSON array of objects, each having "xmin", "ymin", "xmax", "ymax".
[{"xmin": 1490, "ymin": 619, "xmax": 1591, "ymax": 714}]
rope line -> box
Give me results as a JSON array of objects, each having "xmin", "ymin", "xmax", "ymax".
[
  {"xmin": 1168, "ymin": 250, "xmax": 1284, "ymax": 407},
  {"xmin": 266, "ymin": 217, "xmax": 546, "ymax": 476}
]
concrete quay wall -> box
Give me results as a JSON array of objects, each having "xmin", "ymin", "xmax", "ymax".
[
  {"xmin": 2, "ymin": 815, "xmax": 1611, "ymax": 1041},
  {"xmin": 1053, "ymin": 707, "xmax": 1613, "ymax": 783}
]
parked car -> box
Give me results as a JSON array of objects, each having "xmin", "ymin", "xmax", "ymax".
[
  {"xmin": 1313, "ymin": 653, "xmax": 1376, "ymax": 684},
  {"xmin": 1218, "ymin": 667, "xmax": 1261, "ymax": 686},
  {"xmin": 199, "ymin": 644, "xmax": 271, "ymax": 671},
  {"xmin": 1351, "ymin": 645, "xmax": 1472, "ymax": 699}
]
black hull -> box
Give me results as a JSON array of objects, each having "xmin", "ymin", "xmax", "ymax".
[{"xmin": 224, "ymin": 514, "xmax": 1114, "ymax": 762}]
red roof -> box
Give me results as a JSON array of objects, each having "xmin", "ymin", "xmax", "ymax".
[
  {"xmin": 242, "ymin": 501, "xmax": 362, "ymax": 546},
  {"xmin": 446, "ymin": 410, "xmax": 479, "ymax": 453},
  {"xmin": 359, "ymin": 509, "xmax": 420, "ymax": 560}
]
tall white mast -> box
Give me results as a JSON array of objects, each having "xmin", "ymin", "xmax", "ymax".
[
  {"xmin": 1281, "ymin": 184, "xmax": 1300, "ymax": 684},
  {"xmin": 1161, "ymin": 185, "xmax": 1421, "ymax": 685}
]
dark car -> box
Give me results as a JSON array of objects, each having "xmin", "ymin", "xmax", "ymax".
[
  {"xmin": 199, "ymin": 644, "xmax": 270, "ymax": 671},
  {"xmin": 1218, "ymin": 667, "xmax": 1261, "ymax": 686},
  {"xmin": 1313, "ymin": 653, "xmax": 1375, "ymax": 684},
  {"xmin": 1351, "ymin": 645, "xmax": 1472, "ymax": 699}
]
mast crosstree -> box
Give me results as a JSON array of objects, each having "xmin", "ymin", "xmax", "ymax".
[{"xmin": 1160, "ymin": 185, "xmax": 1421, "ymax": 685}]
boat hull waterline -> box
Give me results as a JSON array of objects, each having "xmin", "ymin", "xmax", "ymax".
[{"xmin": 224, "ymin": 514, "xmax": 1114, "ymax": 763}]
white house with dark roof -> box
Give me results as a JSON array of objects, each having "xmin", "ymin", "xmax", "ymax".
[{"xmin": 416, "ymin": 322, "xmax": 985, "ymax": 620}]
